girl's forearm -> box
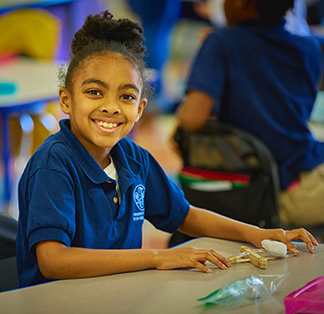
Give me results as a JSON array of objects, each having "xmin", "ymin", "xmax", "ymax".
[
  {"xmin": 178, "ymin": 206, "xmax": 260, "ymax": 244},
  {"xmin": 36, "ymin": 241, "xmax": 160, "ymax": 280}
]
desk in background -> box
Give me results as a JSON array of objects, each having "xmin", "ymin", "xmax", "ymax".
[
  {"xmin": 0, "ymin": 57, "xmax": 58, "ymax": 212},
  {"xmin": 0, "ymin": 0, "xmax": 107, "ymax": 61},
  {"xmin": 0, "ymin": 237, "xmax": 323, "ymax": 314}
]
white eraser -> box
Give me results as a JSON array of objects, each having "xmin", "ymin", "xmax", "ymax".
[{"xmin": 261, "ymin": 240, "xmax": 287, "ymax": 257}]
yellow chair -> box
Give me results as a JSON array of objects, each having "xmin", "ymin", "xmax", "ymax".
[{"xmin": 0, "ymin": 9, "xmax": 61, "ymax": 59}]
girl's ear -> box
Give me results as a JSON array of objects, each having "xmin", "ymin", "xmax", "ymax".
[
  {"xmin": 135, "ymin": 98, "xmax": 147, "ymax": 122},
  {"xmin": 59, "ymin": 87, "xmax": 71, "ymax": 114}
]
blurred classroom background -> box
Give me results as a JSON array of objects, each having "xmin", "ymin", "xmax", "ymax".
[{"xmin": 1, "ymin": 0, "xmax": 324, "ymax": 249}]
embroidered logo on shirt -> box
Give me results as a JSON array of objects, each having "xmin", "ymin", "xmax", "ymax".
[
  {"xmin": 133, "ymin": 184, "xmax": 145, "ymax": 211},
  {"xmin": 133, "ymin": 184, "xmax": 145, "ymax": 222}
]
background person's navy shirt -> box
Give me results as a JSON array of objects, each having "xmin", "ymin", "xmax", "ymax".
[
  {"xmin": 186, "ymin": 18, "xmax": 324, "ymax": 190},
  {"xmin": 16, "ymin": 119, "xmax": 190, "ymax": 287}
]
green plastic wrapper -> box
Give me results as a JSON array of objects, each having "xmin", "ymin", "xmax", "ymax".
[{"xmin": 198, "ymin": 274, "xmax": 288, "ymax": 308}]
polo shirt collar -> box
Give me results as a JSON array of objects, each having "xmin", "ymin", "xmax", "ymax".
[
  {"xmin": 110, "ymin": 141, "xmax": 142, "ymax": 181},
  {"xmin": 58, "ymin": 119, "xmax": 140, "ymax": 185},
  {"xmin": 107, "ymin": 144, "xmax": 143, "ymax": 191}
]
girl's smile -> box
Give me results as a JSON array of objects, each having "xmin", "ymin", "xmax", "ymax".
[
  {"xmin": 59, "ymin": 53, "xmax": 147, "ymax": 168},
  {"xmin": 94, "ymin": 119, "xmax": 122, "ymax": 132}
]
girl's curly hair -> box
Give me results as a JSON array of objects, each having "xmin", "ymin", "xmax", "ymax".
[
  {"xmin": 61, "ymin": 11, "xmax": 152, "ymax": 98},
  {"xmin": 71, "ymin": 11, "xmax": 145, "ymax": 58}
]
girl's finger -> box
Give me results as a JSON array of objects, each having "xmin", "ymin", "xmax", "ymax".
[
  {"xmin": 286, "ymin": 241, "xmax": 299, "ymax": 255},
  {"xmin": 209, "ymin": 250, "xmax": 231, "ymax": 267},
  {"xmin": 202, "ymin": 252, "xmax": 228, "ymax": 270},
  {"xmin": 304, "ymin": 230, "xmax": 318, "ymax": 246},
  {"xmin": 192, "ymin": 260, "xmax": 213, "ymax": 273},
  {"xmin": 286, "ymin": 228, "xmax": 316, "ymax": 253}
]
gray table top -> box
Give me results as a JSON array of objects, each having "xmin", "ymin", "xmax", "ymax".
[{"xmin": 1, "ymin": 237, "xmax": 323, "ymax": 314}]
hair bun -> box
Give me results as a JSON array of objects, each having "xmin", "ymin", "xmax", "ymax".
[{"xmin": 71, "ymin": 10, "xmax": 145, "ymax": 57}]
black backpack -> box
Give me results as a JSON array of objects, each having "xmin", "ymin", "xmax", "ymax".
[{"xmin": 169, "ymin": 121, "xmax": 280, "ymax": 247}]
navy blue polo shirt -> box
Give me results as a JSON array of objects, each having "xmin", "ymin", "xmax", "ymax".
[
  {"xmin": 186, "ymin": 18, "xmax": 324, "ymax": 189},
  {"xmin": 16, "ymin": 119, "xmax": 190, "ymax": 287}
]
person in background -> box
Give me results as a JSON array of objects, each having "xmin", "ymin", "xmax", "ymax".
[
  {"xmin": 16, "ymin": 10, "xmax": 317, "ymax": 288},
  {"xmin": 194, "ymin": 0, "xmax": 324, "ymax": 41},
  {"xmin": 175, "ymin": 0, "xmax": 324, "ymax": 235},
  {"xmin": 128, "ymin": 0, "xmax": 182, "ymax": 113}
]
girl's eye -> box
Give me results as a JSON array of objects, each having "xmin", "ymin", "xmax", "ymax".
[
  {"xmin": 121, "ymin": 94, "xmax": 136, "ymax": 101},
  {"xmin": 87, "ymin": 90, "xmax": 101, "ymax": 96}
]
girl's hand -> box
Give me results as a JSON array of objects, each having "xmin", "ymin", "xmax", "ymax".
[
  {"xmin": 155, "ymin": 246, "xmax": 231, "ymax": 273},
  {"xmin": 251, "ymin": 228, "xmax": 318, "ymax": 254}
]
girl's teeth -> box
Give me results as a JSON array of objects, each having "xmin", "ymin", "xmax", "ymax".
[{"xmin": 98, "ymin": 121, "xmax": 118, "ymax": 129}]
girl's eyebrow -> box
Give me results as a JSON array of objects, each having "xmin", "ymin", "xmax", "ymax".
[
  {"xmin": 119, "ymin": 84, "xmax": 139, "ymax": 93},
  {"xmin": 81, "ymin": 78, "xmax": 108, "ymax": 89},
  {"xmin": 81, "ymin": 79, "xmax": 139, "ymax": 93}
]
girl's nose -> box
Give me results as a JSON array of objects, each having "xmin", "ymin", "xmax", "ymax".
[
  {"xmin": 100, "ymin": 101, "xmax": 121, "ymax": 115},
  {"xmin": 102, "ymin": 108, "xmax": 120, "ymax": 114}
]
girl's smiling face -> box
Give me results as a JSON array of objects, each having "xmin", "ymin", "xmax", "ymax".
[{"xmin": 59, "ymin": 52, "xmax": 147, "ymax": 167}]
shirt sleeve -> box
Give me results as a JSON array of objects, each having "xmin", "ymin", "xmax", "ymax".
[
  {"xmin": 186, "ymin": 33, "xmax": 226, "ymax": 115},
  {"xmin": 144, "ymin": 153, "xmax": 190, "ymax": 233},
  {"xmin": 26, "ymin": 168, "xmax": 76, "ymax": 255}
]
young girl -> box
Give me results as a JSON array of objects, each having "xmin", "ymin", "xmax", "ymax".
[{"xmin": 16, "ymin": 11, "xmax": 317, "ymax": 288}]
